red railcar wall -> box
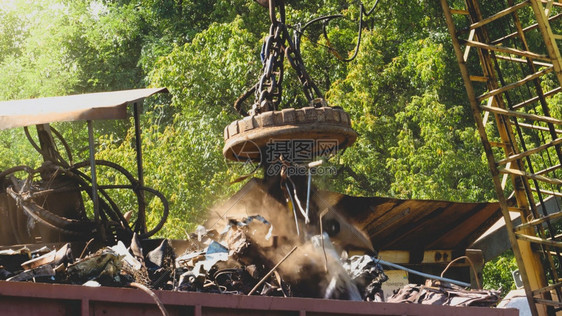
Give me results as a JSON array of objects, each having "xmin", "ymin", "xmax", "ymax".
[{"xmin": 0, "ymin": 281, "xmax": 517, "ymax": 316}]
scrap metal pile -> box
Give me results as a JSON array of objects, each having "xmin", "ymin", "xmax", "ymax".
[
  {"xmin": 0, "ymin": 212, "xmax": 501, "ymax": 308},
  {"xmin": 0, "ymin": 217, "xmax": 376, "ymax": 301},
  {"xmin": 387, "ymin": 280, "xmax": 502, "ymax": 307},
  {"xmin": 0, "ymin": 214, "xmax": 387, "ymax": 300}
]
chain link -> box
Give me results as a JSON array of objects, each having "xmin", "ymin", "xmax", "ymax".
[
  {"xmin": 236, "ymin": 0, "xmax": 378, "ymax": 116},
  {"xmin": 284, "ymin": 26, "xmax": 323, "ymax": 104},
  {"xmin": 247, "ymin": 0, "xmax": 324, "ymax": 116},
  {"xmin": 252, "ymin": 21, "xmax": 285, "ymax": 115}
]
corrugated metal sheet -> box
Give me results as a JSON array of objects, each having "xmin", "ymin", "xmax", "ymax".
[
  {"xmin": 322, "ymin": 192, "xmax": 503, "ymax": 251},
  {"xmin": 0, "ymin": 88, "xmax": 167, "ymax": 129}
]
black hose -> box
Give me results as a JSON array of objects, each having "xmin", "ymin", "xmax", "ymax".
[
  {"xmin": 97, "ymin": 184, "xmax": 169, "ymax": 238},
  {"xmin": 12, "ymin": 126, "xmax": 169, "ymax": 240},
  {"xmin": 72, "ymin": 160, "xmax": 169, "ymax": 238}
]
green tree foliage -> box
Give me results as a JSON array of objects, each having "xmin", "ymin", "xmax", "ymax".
[
  {"xmin": 95, "ymin": 17, "xmax": 259, "ymax": 235},
  {"xmin": 483, "ymin": 250, "xmax": 517, "ymax": 294},
  {"xmin": 325, "ymin": 24, "xmax": 493, "ymax": 200},
  {"xmin": 0, "ymin": 1, "xmax": 80, "ymax": 100}
]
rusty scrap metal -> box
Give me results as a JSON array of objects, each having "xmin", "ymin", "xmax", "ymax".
[
  {"xmin": 21, "ymin": 243, "xmax": 71, "ymax": 270},
  {"xmin": 343, "ymin": 255, "xmax": 387, "ymax": 302},
  {"xmin": 0, "ymin": 215, "xmax": 308, "ymax": 298},
  {"xmin": 387, "ymin": 280, "xmax": 501, "ymax": 307},
  {"xmin": 0, "ymin": 212, "xmax": 501, "ymax": 309},
  {"xmin": 248, "ymin": 245, "xmax": 297, "ymax": 296},
  {"xmin": 65, "ymin": 249, "xmax": 124, "ymax": 284},
  {"xmin": 7, "ymin": 264, "xmax": 55, "ymax": 282},
  {"xmin": 0, "ymin": 247, "xmax": 31, "ymax": 274}
]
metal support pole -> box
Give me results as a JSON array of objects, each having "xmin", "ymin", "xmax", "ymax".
[
  {"xmin": 378, "ymin": 259, "xmax": 471, "ymax": 288},
  {"xmin": 87, "ymin": 120, "xmax": 100, "ymax": 223},
  {"xmin": 306, "ymin": 160, "xmax": 322, "ymax": 222},
  {"xmin": 306, "ymin": 169, "xmax": 311, "ymax": 222},
  {"xmin": 133, "ymin": 102, "xmax": 147, "ymax": 234}
]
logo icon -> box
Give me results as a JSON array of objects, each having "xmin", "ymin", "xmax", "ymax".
[{"xmin": 224, "ymin": 140, "xmax": 262, "ymax": 177}]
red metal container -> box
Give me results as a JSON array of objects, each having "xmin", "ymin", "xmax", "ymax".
[{"xmin": 0, "ymin": 281, "xmax": 517, "ymax": 316}]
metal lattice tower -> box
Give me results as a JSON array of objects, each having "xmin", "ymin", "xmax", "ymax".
[{"xmin": 440, "ymin": 0, "xmax": 562, "ymax": 315}]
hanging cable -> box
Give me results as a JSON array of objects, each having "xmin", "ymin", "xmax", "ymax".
[{"xmin": 292, "ymin": 0, "xmax": 380, "ymax": 63}]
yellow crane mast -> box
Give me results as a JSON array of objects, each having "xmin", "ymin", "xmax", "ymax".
[{"xmin": 440, "ymin": 0, "xmax": 562, "ymax": 315}]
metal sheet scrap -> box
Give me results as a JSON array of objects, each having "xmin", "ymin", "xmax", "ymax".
[
  {"xmin": 387, "ymin": 280, "xmax": 501, "ymax": 307},
  {"xmin": 0, "ymin": 214, "xmax": 500, "ymax": 308}
]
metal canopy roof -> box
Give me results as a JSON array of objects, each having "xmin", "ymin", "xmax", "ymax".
[
  {"xmin": 323, "ymin": 192, "xmax": 503, "ymax": 251},
  {"xmin": 0, "ymin": 88, "xmax": 168, "ymax": 130},
  {"xmin": 213, "ymin": 178, "xmax": 503, "ymax": 253}
]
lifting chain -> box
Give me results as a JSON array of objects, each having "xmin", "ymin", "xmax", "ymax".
[
  {"xmin": 247, "ymin": 0, "xmax": 323, "ymax": 116},
  {"xmin": 253, "ymin": 2, "xmax": 285, "ymax": 115},
  {"xmin": 284, "ymin": 24, "xmax": 324, "ymax": 106},
  {"xmin": 234, "ymin": 0, "xmax": 380, "ymax": 116}
]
